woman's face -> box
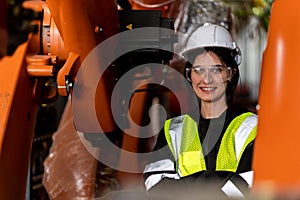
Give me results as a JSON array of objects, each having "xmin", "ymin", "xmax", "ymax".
[{"xmin": 190, "ymin": 51, "xmax": 232, "ymax": 104}]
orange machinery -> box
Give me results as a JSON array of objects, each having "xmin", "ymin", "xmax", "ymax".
[
  {"xmin": 0, "ymin": 0, "xmax": 175, "ymax": 199},
  {"xmin": 253, "ymin": 0, "xmax": 300, "ymax": 195},
  {"xmin": 0, "ymin": 0, "xmax": 119, "ymax": 199}
]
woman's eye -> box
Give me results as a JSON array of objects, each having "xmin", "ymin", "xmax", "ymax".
[
  {"xmin": 209, "ymin": 67, "xmax": 221, "ymax": 74},
  {"xmin": 194, "ymin": 67, "xmax": 204, "ymax": 74},
  {"xmin": 200, "ymin": 69, "xmax": 206, "ymax": 74},
  {"xmin": 216, "ymin": 67, "xmax": 224, "ymax": 73}
]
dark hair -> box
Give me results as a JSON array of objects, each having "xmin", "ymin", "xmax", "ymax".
[{"xmin": 184, "ymin": 47, "xmax": 240, "ymax": 104}]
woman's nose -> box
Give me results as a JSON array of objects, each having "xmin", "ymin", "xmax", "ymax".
[{"xmin": 202, "ymin": 72, "xmax": 213, "ymax": 84}]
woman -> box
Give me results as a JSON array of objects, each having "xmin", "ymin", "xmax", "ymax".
[{"xmin": 143, "ymin": 23, "xmax": 257, "ymax": 199}]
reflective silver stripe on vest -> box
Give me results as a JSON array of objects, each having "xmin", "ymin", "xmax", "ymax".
[
  {"xmin": 221, "ymin": 180, "xmax": 244, "ymax": 197},
  {"xmin": 234, "ymin": 114, "xmax": 257, "ymax": 160},
  {"xmin": 144, "ymin": 159, "xmax": 179, "ymax": 191},
  {"xmin": 221, "ymin": 170, "xmax": 254, "ymax": 197},
  {"xmin": 239, "ymin": 171, "xmax": 254, "ymax": 187},
  {"xmin": 168, "ymin": 115, "xmax": 185, "ymax": 165}
]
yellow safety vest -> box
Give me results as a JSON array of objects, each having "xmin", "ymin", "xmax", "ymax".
[{"xmin": 164, "ymin": 112, "xmax": 257, "ymax": 177}]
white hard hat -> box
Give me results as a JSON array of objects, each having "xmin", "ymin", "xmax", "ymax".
[{"xmin": 182, "ymin": 23, "xmax": 241, "ymax": 66}]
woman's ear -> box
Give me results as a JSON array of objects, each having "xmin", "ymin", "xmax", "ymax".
[
  {"xmin": 228, "ymin": 68, "xmax": 237, "ymax": 82},
  {"xmin": 232, "ymin": 68, "xmax": 237, "ymax": 77}
]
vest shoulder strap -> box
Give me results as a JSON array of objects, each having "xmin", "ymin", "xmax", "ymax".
[
  {"xmin": 165, "ymin": 115, "xmax": 206, "ymax": 176},
  {"xmin": 216, "ymin": 112, "xmax": 257, "ymax": 172}
]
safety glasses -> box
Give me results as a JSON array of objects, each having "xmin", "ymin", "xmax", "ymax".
[{"xmin": 186, "ymin": 65, "xmax": 233, "ymax": 83}]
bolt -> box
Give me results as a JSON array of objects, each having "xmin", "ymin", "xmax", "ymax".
[{"xmin": 95, "ymin": 26, "xmax": 103, "ymax": 33}]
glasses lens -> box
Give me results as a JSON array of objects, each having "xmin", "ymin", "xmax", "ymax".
[{"xmin": 189, "ymin": 65, "xmax": 231, "ymax": 83}]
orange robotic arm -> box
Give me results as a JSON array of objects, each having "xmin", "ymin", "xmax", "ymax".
[
  {"xmin": 0, "ymin": 0, "xmax": 120, "ymax": 199},
  {"xmin": 1, "ymin": 0, "xmax": 177, "ymax": 198},
  {"xmin": 253, "ymin": 0, "xmax": 300, "ymax": 195}
]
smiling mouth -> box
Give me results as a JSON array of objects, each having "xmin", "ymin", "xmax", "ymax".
[{"xmin": 199, "ymin": 86, "xmax": 217, "ymax": 92}]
